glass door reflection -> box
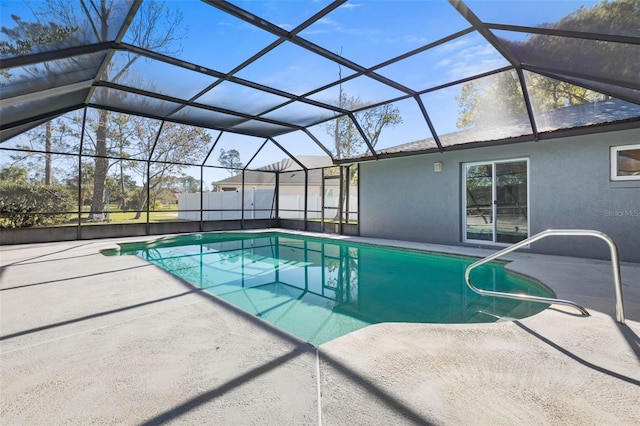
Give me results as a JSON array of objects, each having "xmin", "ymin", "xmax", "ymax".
[
  {"xmin": 465, "ymin": 163, "xmax": 493, "ymax": 241},
  {"xmin": 496, "ymin": 161, "xmax": 528, "ymax": 243},
  {"xmin": 465, "ymin": 160, "xmax": 528, "ymax": 244}
]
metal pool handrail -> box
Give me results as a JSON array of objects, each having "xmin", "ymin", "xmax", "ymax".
[{"xmin": 464, "ymin": 229, "xmax": 625, "ymax": 324}]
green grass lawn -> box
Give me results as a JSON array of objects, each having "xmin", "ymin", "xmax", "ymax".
[
  {"xmin": 3, "ymin": 204, "xmax": 358, "ymax": 228},
  {"xmin": 81, "ymin": 204, "xmax": 181, "ymax": 224},
  {"xmin": 92, "ymin": 211, "xmax": 180, "ymax": 224}
]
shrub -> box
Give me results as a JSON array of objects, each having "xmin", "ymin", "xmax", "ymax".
[{"xmin": 0, "ymin": 182, "xmax": 76, "ymax": 228}]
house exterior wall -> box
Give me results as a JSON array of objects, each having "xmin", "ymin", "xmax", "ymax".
[{"xmin": 359, "ymin": 128, "xmax": 640, "ymax": 262}]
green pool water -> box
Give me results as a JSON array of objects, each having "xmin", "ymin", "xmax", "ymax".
[{"xmin": 110, "ymin": 232, "xmax": 553, "ymax": 345}]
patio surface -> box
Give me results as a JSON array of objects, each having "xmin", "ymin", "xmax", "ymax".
[{"xmin": 1, "ymin": 230, "xmax": 639, "ymax": 425}]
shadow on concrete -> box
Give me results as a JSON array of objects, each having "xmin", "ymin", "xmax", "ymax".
[
  {"xmin": 4, "ymin": 238, "xmax": 638, "ymax": 424},
  {"xmin": 616, "ymin": 323, "xmax": 640, "ymax": 361},
  {"xmin": 135, "ymin": 275, "xmax": 438, "ymax": 425},
  {"xmin": 0, "ymin": 242, "xmax": 95, "ymax": 288},
  {"xmin": 0, "ymin": 288, "xmax": 197, "ymax": 341},
  {"xmin": 0, "ymin": 242, "xmax": 94, "ymax": 267},
  {"xmin": 546, "ymin": 306, "xmax": 588, "ymax": 318},
  {"xmin": 514, "ymin": 321, "xmax": 640, "ymax": 386},
  {"xmin": 139, "ymin": 347, "xmax": 309, "ymax": 425},
  {"xmin": 318, "ymin": 350, "xmax": 438, "ymax": 426},
  {"xmin": 4, "ymin": 251, "xmax": 103, "ymax": 266},
  {"xmin": 0, "ymin": 263, "xmax": 153, "ymax": 291}
]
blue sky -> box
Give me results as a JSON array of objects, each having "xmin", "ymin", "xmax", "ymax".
[
  {"xmin": 127, "ymin": 0, "xmax": 601, "ymax": 147},
  {"xmin": 1, "ymin": 0, "xmax": 602, "ymax": 174}
]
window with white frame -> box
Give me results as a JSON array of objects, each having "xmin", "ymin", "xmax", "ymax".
[{"xmin": 611, "ymin": 144, "xmax": 640, "ymax": 181}]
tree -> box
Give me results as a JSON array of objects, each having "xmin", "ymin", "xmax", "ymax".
[
  {"xmin": 323, "ymin": 94, "xmax": 401, "ymax": 219},
  {"xmin": 88, "ymin": 1, "xmax": 184, "ymax": 221},
  {"xmin": 104, "ymin": 171, "xmax": 137, "ymax": 210},
  {"xmin": 456, "ymin": 0, "xmax": 638, "ymax": 129},
  {"xmin": 0, "ymin": 165, "xmax": 28, "ymax": 183},
  {"xmin": 64, "ymin": 159, "xmax": 94, "ymax": 208},
  {"xmin": 455, "ymin": 71, "xmax": 609, "ymax": 129},
  {"xmin": 218, "ymin": 149, "xmax": 243, "ymax": 176},
  {"xmin": 2, "ymin": 1, "xmax": 186, "ymax": 220},
  {"xmin": 324, "ymin": 83, "xmax": 402, "ymax": 158},
  {"xmin": 7, "ymin": 119, "xmax": 78, "ymax": 188},
  {"xmin": 124, "ymin": 119, "xmax": 212, "ymax": 219},
  {"xmin": 324, "ymin": 51, "xmax": 402, "ymax": 158},
  {"xmin": 0, "ymin": 181, "xmax": 75, "ymax": 228},
  {"xmin": 323, "ymin": 59, "xmax": 402, "ymax": 220},
  {"xmin": 522, "ymin": 0, "xmax": 638, "ymax": 84},
  {"xmin": 0, "ymin": 14, "xmax": 78, "ymax": 78},
  {"xmin": 9, "ymin": 116, "xmax": 77, "ymax": 185},
  {"xmin": 30, "ymin": 0, "xmax": 184, "ymax": 220},
  {"xmin": 175, "ymin": 175, "xmax": 201, "ymax": 194},
  {"xmin": 455, "ymin": 71, "xmax": 527, "ymax": 129},
  {"xmin": 101, "ymin": 112, "xmax": 140, "ymax": 210},
  {"xmin": 1, "ymin": 15, "xmax": 82, "ymax": 184}
]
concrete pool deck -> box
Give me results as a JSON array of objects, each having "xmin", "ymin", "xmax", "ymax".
[{"xmin": 1, "ymin": 230, "xmax": 638, "ymax": 425}]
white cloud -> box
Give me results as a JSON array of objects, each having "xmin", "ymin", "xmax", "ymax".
[
  {"xmin": 303, "ymin": 17, "xmax": 339, "ymax": 34},
  {"xmin": 458, "ymin": 44, "xmax": 497, "ymax": 59},
  {"xmin": 316, "ymin": 17, "xmax": 338, "ymax": 26},
  {"xmin": 438, "ymin": 39, "xmax": 505, "ymax": 80},
  {"xmin": 339, "ymin": 3, "xmax": 363, "ymax": 10},
  {"xmin": 446, "ymin": 56, "xmax": 506, "ymax": 81},
  {"xmin": 303, "ymin": 28, "xmax": 329, "ymax": 35},
  {"xmin": 402, "ymin": 35, "xmax": 429, "ymax": 45},
  {"xmin": 438, "ymin": 38, "xmax": 471, "ymax": 53},
  {"xmin": 384, "ymin": 34, "xmax": 429, "ymax": 46}
]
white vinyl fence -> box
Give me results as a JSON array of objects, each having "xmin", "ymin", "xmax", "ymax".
[
  {"xmin": 178, "ymin": 189, "xmax": 357, "ymax": 221},
  {"xmin": 278, "ymin": 195, "xmax": 358, "ymax": 220}
]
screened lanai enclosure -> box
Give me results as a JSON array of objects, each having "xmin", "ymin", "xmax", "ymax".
[{"xmin": 1, "ymin": 0, "xmax": 639, "ymax": 245}]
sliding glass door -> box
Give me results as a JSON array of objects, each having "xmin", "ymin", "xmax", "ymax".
[
  {"xmin": 465, "ymin": 163, "xmax": 493, "ymax": 241},
  {"xmin": 464, "ymin": 159, "xmax": 528, "ymax": 244}
]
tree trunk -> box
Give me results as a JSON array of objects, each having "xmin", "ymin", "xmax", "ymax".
[
  {"xmin": 134, "ymin": 182, "xmax": 148, "ymax": 220},
  {"xmin": 334, "ymin": 166, "xmax": 347, "ymax": 221},
  {"xmin": 90, "ymin": 109, "xmax": 109, "ymax": 221},
  {"xmin": 87, "ymin": 0, "xmax": 112, "ymax": 221},
  {"xmin": 119, "ymin": 161, "xmax": 127, "ymax": 210},
  {"xmin": 44, "ymin": 121, "xmax": 52, "ymax": 185},
  {"xmin": 334, "ymin": 116, "xmax": 341, "ymax": 159}
]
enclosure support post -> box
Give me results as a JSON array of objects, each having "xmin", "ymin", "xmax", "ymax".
[
  {"xmin": 77, "ymin": 107, "xmax": 87, "ymax": 240},
  {"xmin": 339, "ymin": 166, "xmax": 344, "ymax": 235},
  {"xmin": 356, "ymin": 163, "xmax": 360, "ymax": 236},
  {"xmin": 304, "ymin": 170, "xmax": 308, "ymax": 231},
  {"xmin": 275, "ymin": 172, "xmax": 280, "ymax": 224},
  {"xmin": 344, "ymin": 165, "xmax": 351, "ymax": 231},
  {"xmin": 321, "ymin": 168, "xmax": 325, "ymax": 233},
  {"xmin": 145, "ymin": 160, "xmax": 150, "ymax": 235},
  {"xmin": 241, "ymin": 171, "xmax": 245, "ymax": 229},
  {"xmin": 199, "ymin": 165, "xmax": 204, "ymax": 232}
]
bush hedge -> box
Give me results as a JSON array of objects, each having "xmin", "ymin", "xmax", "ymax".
[{"xmin": 0, "ymin": 182, "xmax": 76, "ymax": 228}]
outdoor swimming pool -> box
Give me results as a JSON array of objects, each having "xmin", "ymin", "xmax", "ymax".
[{"xmin": 109, "ymin": 232, "xmax": 553, "ymax": 345}]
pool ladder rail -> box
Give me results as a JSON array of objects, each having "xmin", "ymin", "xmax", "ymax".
[{"xmin": 464, "ymin": 229, "xmax": 625, "ymax": 324}]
